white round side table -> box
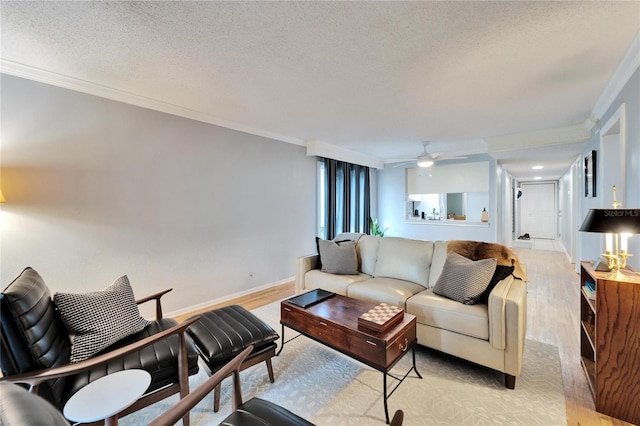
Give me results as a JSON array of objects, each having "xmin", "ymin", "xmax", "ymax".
[{"xmin": 63, "ymin": 369, "xmax": 151, "ymax": 426}]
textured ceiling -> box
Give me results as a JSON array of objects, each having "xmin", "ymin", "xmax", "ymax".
[{"xmin": 1, "ymin": 1, "xmax": 639, "ymax": 179}]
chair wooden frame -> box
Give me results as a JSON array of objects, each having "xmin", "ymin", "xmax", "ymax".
[
  {"xmin": 149, "ymin": 344, "xmax": 405, "ymax": 426},
  {"xmin": 149, "ymin": 345, "xmax": 254, "ymax": 426},
  {"xmin": 2, "ymin": 289, "xmax": 199, "ymax": 426}
]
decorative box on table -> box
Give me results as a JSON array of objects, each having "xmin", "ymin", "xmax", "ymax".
[{"xmin": 357, "ymin": 302, "xmax": 404, "ymax": 333}]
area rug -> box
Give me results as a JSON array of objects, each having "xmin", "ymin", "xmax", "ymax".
[{"xmin": 122, "ymin": 301, "xmax": 566, "ymax": 425}]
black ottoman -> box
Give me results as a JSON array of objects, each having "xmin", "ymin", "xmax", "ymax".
[{"xmin": 186, "ymin": 305, "xmax": 279, "ymax": 412}]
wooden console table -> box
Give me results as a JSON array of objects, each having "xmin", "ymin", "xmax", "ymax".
[{"xmin": 579, "ymin": 261, "xmax": 640, "ymax": 424}]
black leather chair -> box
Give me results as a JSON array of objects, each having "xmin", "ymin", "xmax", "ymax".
[
  {"xmin": 150, "ymin": 346, "xmax": 405, "ymax": 426},
  {"xmin": 0, "ymin": 348, "xmax": 316, "ymax": 426},
  {"xmin": 0, "ymin": 382, "xmax": 70, "ymax": 426},
  {"xmin": 150, "ymin": 345, "xmax": 314, "ymax": 426},
  {"xmin": 0, "ymin": 267, "xmax": 201, "ymax": 425}
]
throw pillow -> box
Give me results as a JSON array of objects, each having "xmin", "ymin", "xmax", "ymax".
[
  {"xmin": 479, "ymin": 265, "xmax": 515, "ymax": 304},
  {"xmin": 53, "ymin": 275, "xmax": 151, "ymax": 363},
  {"xmin": 433, "ymin": 252, "xmax": 497, "ymax": 305},
  {"xmin": 317, "ymin": 238, "xmax": 359, "ymax": 275}
]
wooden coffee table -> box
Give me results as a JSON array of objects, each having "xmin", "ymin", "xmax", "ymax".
[{"xmin": 278, "ymin": 291, "xmax": 421, "ymax": 424}]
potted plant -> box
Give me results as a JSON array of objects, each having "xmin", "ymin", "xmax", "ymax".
[{"xmin": 369, "ymin": 217, "xmax": 389, "ymax": 237}]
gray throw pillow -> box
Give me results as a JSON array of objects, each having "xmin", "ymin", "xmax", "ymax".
[
  {"xmin": 317, "ymin": 238, "xmax": 359, "ymax": 275},
  {"xmin": 54, "ymin": 275, "xmax": 151, "ymax": 363},
  {"xmin": 433, "ymin": 252, "xmax": 497, "ymax": 305}
]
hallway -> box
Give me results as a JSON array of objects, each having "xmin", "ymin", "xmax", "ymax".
[
  {"xmin": 531, "ymin": 238, "xmax": 566, "ymax": 252},
  {"xmin": 513, "ymin": 238, "xmax": 567, "ymax": 253}
]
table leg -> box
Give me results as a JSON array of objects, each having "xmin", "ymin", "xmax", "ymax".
[
  {"xmin": 383, "ymin": 372, "xmax": 390, "ymax": 424},
  {"xmin": 276, "ymin": 324, "xmax": 285, "ymax": 356},
  {"xmin": 105, "ymin": 414, "xmax": 118, "ymax": 426},
  {"xmin": 412, "ymin": 345, "xmax": 422, "ymax": 379}
]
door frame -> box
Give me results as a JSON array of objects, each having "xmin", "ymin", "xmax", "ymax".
[
  {"xmin": 520, "ymin": 181, "xmax": 558, "ymax": 239},
  {"xmin": 599, "ymin": 103, "xmax": 626, "ymax": 208}
]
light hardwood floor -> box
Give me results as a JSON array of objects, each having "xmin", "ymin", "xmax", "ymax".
[{"xmin": 174, "ymin": 247, "xmax": 632, "ymax": 425}]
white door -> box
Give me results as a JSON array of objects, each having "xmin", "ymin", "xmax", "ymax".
[{"xmin": 520, "ymin": 182, "xmax": 557, "ymax": 239}]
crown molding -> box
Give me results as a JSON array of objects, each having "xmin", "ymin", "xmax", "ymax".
[
  {"xmin": 591, "ymin": 31, "xmax": 640, "ymax": 120},
  {"xmin": 0, "ymin": 59, "xmax": 306, "ymax": 147},
  {"xmin": 485, "ymin": 124, "xmax": 591, "ymax": 153},
  {"xmin": 306, "ymin": 140, "xmax": 385, "ymax": 169}
]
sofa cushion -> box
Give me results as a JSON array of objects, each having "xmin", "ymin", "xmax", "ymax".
[
  {"xmin": 406, "ymin": 289, "xmax": 490, "ymax": 340},
  {"xmin": 433, "ymin": 252, "xmax": 497, "ymax": 305},
  {"xmin": 428, "ymin": 240, "xmax": 450, "ymax": 287},
  {"xmin": 317, "ymin": 238, "xmax": 359, "ymax": 275},
  {"xmin": 357, "ymin": 235, "xmax": 380, "ymax": 276},
  {"xmin": 53, "ymin": 275, "xmax": 151, "ymax": 363},
  {"xmin": 373, "ymin": 237, "xmax": 433, "ymax": 287},
  {"xmin": 347, "ymin": 277, "xmax": 426, "ymax": 308},
  {"xmin": 304, "ymin": 269, "xmax": 370, "ymax": 296}
]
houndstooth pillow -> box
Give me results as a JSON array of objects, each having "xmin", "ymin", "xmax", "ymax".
[
  {"xmin": 54, "ymin": 275, "xmax": 151, "ymax": 363},
  {"xmin": 433, "ymin": 252, "xmax": 497, "ymax": 305}
]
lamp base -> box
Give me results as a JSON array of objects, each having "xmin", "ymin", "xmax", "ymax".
[{"xmin": 602, "ymin": 269, "xmax": 627, "ymax": 280}]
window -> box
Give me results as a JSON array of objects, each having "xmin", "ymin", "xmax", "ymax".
[{"xmin": 317, "ymin": 158, "xmax": 370, "ymax": 239}]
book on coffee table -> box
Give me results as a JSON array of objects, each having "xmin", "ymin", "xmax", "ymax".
[
  {"xmin": 357, "ymin": 302, "xmax": 404, "ymax": 333},
  {"xmin": 286, "ymin": 288, "xmax": 335, "ymax": 308}
]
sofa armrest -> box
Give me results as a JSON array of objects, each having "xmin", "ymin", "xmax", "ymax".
[
  {"xmin": 2, "ymin": 316, "xmax": 200, "ymax": 391},
  {"xmin": 487, "ymin": 276, "xmax": 527, "ymax": 350},
  {"xmin": 136, "ymin": 288, "xmax": 173, "ymax": 320},
  {"xmin": 295, "ymin": 254, "xmax": 319, "ymax": 294}
]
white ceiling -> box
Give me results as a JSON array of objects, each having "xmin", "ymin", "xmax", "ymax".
[{"xmin": 1, "ymin": 1, "xmax": 639, "ymax": 180}]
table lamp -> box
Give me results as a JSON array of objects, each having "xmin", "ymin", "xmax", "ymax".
[{"xmin": 579, "ymin": 208, "xmax": 640, "ymax": 277}]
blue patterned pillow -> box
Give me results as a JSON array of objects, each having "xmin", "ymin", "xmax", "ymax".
[{"xmin": 54, "ymin": 276, "xmax": 151, "ymax": 363}]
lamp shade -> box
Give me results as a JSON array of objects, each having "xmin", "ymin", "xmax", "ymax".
[
  {"xmin": 579, "ymin": 209, "xmax": 640, "ymax": 234},
  {"xmin": 0, "ymin": 189, "xmax": 5, "ymax": 204}
]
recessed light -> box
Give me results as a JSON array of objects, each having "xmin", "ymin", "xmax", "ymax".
[
  {"xmin": 534, "ymin": 176, "xmax": 542, "ymax": 180},
  {"xmin": 532, "ymin": 165, "xmax": 544, "ymax": 170}
]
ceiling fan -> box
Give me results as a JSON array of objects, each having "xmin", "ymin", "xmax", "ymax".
[{"xmin": 394, "ymin": 142, "xmax": 468, "ymax": 168}]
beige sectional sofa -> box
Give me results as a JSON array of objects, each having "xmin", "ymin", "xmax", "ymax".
[{"xmin": 295, "ymin": 234, "xmax": 527, "ymax": 389}]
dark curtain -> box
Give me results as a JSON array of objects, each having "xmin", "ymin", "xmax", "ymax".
[{"xmin": 321, "ymin": 158, "xmax": 370, "ymax": 239}]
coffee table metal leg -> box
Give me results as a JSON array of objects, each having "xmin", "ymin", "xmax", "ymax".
[
  {"xmin": 276, "ymin": 324, "xmax": 303, "ymax": 356},
  {"xmin": 383, "ymin": 373, "xmax": 390, "ymax": 424},
  {"xmin": 382, "ymin": 343, "xmax": 422, "ymax": 424},
  {"xmin": 276, "ymin": 324, "xmax": 285, "ymax": 356},
  {"xmin": 413, "ymin": 345, "xmax": 422, "ymax": 379}
]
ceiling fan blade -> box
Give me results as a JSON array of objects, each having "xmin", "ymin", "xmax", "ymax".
[
  {"xmin": 434, "ymin": 155, "xmax": 468, "ymax": 160},
  {"xmin": 392, "ymin": 161, "xmax": 414, "ymax": 168}
]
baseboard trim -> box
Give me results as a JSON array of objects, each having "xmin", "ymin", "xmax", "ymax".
[{"xmin": 166, "ymin": 276, "xmax": 294, "ymax": 319}]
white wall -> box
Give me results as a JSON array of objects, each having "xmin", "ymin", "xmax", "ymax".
[
  {"xmin": 578, "ymin": 68, "xmax": 640, "ymax": 270},
  {"xmin": 0, "ymin": 75, "xmax": 318, "ymax": 315}
]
